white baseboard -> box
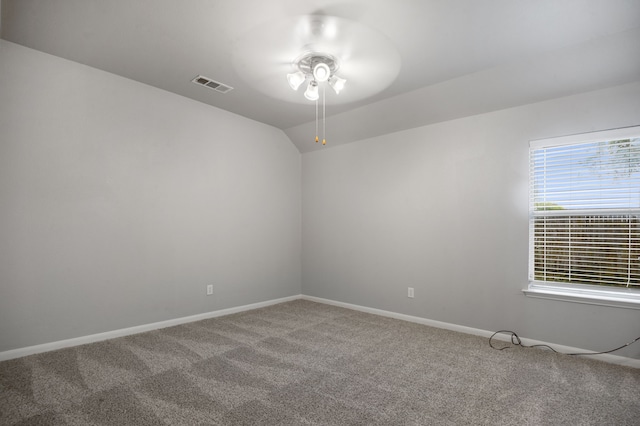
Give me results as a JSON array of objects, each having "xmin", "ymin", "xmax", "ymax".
[
  {"xmin": 301, "ymin": 295, "xmax": 640, "ymax": 369},
  {"xmin": 3, "ymin": 294, "xmax": 638, "ymax": 369},
  {"xmin": 0, "ymin": 295, "xmax": 301, "ymax": 362}
]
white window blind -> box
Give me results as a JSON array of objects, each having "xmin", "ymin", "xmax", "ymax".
[{"xmin": 529, "ymin": 127, "xmax": 640, "ymax": 289}]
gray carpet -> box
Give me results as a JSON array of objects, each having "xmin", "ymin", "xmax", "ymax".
[{"xmin": 1, "ymin": 300, "xmax": 638, "ymax": 425}]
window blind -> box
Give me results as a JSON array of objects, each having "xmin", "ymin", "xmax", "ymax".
[{"xmin": 529, "ymin": 130, "xmax": 640, "ymax": 288}]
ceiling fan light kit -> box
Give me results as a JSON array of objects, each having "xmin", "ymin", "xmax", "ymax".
[
  {"xmin": 287, "ymin": 52, "xmax": 345, "ymax": 95},
  {"xmin": 287, "ymin": 52, "xmax": 347, "ymax": 146}
]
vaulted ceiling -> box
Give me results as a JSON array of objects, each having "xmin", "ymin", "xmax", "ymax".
[{"xmin": 2, "ymin": 0, "xmax": 640, "ymax": 152}]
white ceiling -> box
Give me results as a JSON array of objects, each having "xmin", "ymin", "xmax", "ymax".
[{"xmin": 2, "ymin": 0, "xmax": 640, "ymax": 153}]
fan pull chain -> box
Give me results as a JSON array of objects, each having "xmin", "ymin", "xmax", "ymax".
[
  {"xmin": 322, "ymin": 86, "xmax": 326, "ymax": 145},
  {"xmin": 315, "ymin": 96, "xmax": 319, "ymax": 143}
]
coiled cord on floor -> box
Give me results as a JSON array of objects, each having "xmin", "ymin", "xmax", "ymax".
[{"xmin": 489, "ymin": 330, "xmax": 640, "ymax": 356}]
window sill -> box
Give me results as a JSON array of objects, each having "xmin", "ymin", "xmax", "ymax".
[{"xmin": 523, "ymin": 283, "xmax": 640, "ymax": 310}]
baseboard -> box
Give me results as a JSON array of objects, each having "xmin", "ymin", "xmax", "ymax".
[
  {"xmin": 301, "ymin": 295, "xmax": 640, "ymax": 369},
  {"xmin": 0, "ymin": 294, "xmax": 301, "ymax": 362},
  {"xmin": 3, "ymin": 294, "xmax": 638, "ymax": 368}
]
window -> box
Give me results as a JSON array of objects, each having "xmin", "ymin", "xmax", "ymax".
[{"xmin": 525, "ymin": 126, "xmax": 640, "ymax": 309}]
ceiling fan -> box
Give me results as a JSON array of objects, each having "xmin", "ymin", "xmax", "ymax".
[{"xmin": 232, "ymin": 14, "xmax": 401, "ymax": 106}]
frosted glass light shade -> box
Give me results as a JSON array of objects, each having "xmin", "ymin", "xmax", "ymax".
[
  {"xmin": 329, "ymin": 75, "xmax": 346, "ymax": 94},
  {"xmin": 304, "ymin": 81, "xmax": 319, "ymax": 101},
  {"xmin": 287, "ymin": 71, "xmax": 306, "ymax": 90},
  {"xmin": 313, "ymin": 63, "xmax": 331, "ymax": 82}
]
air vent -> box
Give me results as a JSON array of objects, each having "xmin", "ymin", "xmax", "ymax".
[{"xmin": 191, "ymin": 75, "xmax": 233, "ymax": 94}]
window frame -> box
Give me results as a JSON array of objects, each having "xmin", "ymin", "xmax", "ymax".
[{"xmin": 524, "ymin": 126, "xmax": 640, "ymax": 310}]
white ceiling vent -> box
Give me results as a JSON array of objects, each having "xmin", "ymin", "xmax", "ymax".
[{"xmin": 191, "ymin": 75, "xmax": 233, "ymax": 94}]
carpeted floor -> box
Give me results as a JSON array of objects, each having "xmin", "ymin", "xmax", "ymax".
[{"xmin": 1, "ymin": 299, "xmax": 638, "ymax": 425}]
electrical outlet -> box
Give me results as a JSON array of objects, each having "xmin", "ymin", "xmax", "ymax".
[
  {"xmin": 206, "ymin": 285, "xmax": 213, "ymax": 296},
  {"xmin": 408, "ymin": 287, "xmax": 414, "ymax": 298}
]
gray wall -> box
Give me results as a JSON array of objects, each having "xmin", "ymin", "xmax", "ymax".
[
  {"xmin": 2, "ymin": 38, "xmax": 639, "ymax": 360},
  {"xmin": 0, "ymin": 41, "xmax": 301, "ymax": 352},
  {"xmin": 302, "ymin": 81, "xmax": 640, "ymax": 359}
]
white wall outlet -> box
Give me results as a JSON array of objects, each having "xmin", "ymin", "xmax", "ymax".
[
  {"xmin": 408, "ymin": 287, "xmax": 414, "ymax": 298},
  {"xmin": 206, "ymin": 285, "xmax": 213, "ymax": 296}
]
